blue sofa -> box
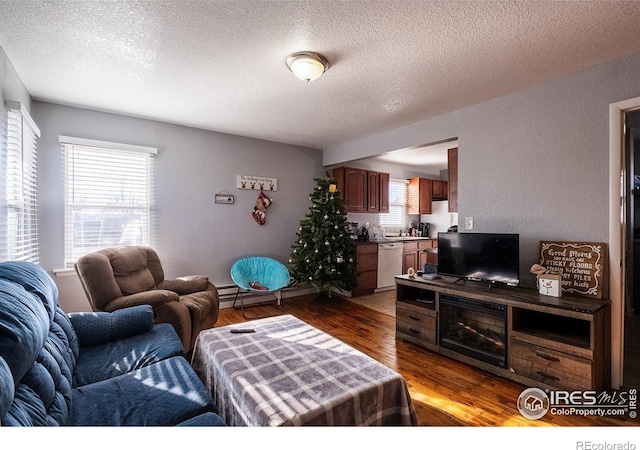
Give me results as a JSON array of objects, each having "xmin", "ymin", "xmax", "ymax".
[{"xmin": 0, "ymin": 261, "xmax": 225, "ymax": 426}]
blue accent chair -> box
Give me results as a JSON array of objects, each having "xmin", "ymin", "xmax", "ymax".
[
  {"xmin": 230, "ymin": 256, "xmax": 291, "ymax": 319},
  {"xmin": 0, "ymin": 261, "xmax": 226, "ymax": 426}
]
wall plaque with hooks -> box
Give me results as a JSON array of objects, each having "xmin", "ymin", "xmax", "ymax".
[{"xmin": 236, "ymin": 175, "xmax": 278, "ymax": 191}]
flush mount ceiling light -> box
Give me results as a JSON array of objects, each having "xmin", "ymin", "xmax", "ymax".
[{"xmin": 286, "ymin": 51, "xmax": 329, "ymax": 83}]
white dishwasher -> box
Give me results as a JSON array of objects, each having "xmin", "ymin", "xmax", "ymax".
[{"xmin": 377, "ymin": 242, "xmax": 404, "ymax": 289}]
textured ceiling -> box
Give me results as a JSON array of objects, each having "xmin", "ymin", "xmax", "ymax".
[{"xmin": 1, "ymin": 1, "xmax": 640, "ymax": 152}]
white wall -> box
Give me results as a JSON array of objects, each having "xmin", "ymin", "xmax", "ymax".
[
  {"xmin": 34, "ymin": 102, "xmax": 324, "ymax": 312},
  {"xmin": 421, "ymin": 202, "xmax": 455, "ymax": 239},
  {"xmin": 327, "ymin": 158, "xmax": 442, "ymax": 180},
  {"xmin": 325, "ymin": 50, "xmax": 640, "ymax": 290},
  {"xmin": 0, "ymin": 46, "xmax": 31, "ymax": 110}
]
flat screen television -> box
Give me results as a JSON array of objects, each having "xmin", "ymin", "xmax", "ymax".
[{"xmin": 437, "ymin": 232, "xmax": 520, "ymax": 286}]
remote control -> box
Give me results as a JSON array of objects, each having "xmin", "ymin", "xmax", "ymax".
[{"xmin": 230, "ymin": 328, "xmax": 255, "ymax": 334}]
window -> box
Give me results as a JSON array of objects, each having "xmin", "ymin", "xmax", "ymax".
[
  {"xmin": 379, "ymin": 178, "xmax": 409, "ymax": 229},
  {"xmin": 61, "ymin": 136, "xmax": 156, "ymax": 268},
  {"xmin": 1, "ymin": 102, "xmax": 40, "ymax": 262}
]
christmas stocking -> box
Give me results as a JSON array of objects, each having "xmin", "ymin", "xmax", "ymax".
[{"xmin": 252, "ymin": 189, "xmax": 271, "ymax": 225}]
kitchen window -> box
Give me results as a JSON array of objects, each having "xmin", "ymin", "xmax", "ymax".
[
  {"xmin": 61, "ymin": 136, "xmax": 156, "ymax": 268},
  {"xmin": 379, "ymin": 178, "xmax": 408, "ymax": 229}
]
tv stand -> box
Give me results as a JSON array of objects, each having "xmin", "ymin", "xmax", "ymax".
[
  {"xmin": 394, "ymin": 275, "xmax": 611, "ymax": 391},
  {"xmin": 487, "ymin": 281, "xmax": 509, "ymax": 290}
]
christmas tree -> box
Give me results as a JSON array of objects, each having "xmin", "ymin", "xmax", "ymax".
[{"xmin": 290, "ymin": 174, "xmax": 356, "ymax": 298}]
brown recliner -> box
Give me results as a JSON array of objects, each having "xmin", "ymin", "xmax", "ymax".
[{"xmin": 74, "ymin": 246, "xmax": 219, "ymax": 352}]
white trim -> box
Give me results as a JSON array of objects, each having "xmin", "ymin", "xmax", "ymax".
[
  {"xmin": 609, "ymin": 95, "xmax": 640, "ymax": 389},
  {"xmin": 59, "ymin": 135, "xmax": 158, "ymax": 155},
  {"xmin": 5, "ymin": 100, "xmax": 40, "ymax": 137},
  {"xmin": 53, "ymin": 268, "xmax": 77, "ymax": 277},
  {"xmin": 61, "ymin": 140, "xmax": 154, "ymax": 267}
]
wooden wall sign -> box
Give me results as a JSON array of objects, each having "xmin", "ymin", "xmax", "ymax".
[{"xmin": 539, "ymin": 241, "xmax": 607, "ymax": 299}]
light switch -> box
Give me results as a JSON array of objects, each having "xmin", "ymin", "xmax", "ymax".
[{"xmin": 465, "ymin": 217, "xmax": 474, "ymax": 230}]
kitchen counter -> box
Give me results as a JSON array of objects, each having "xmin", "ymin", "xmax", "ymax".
[
  {"xmin": 366, "ymin": 236, "xmax": 432, "ymax": 243},
  {"xmin": 352, "ymin": 237, "xmax": 438, "ymax": 296}
]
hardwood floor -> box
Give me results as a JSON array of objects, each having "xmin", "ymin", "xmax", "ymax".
[
  {"xmin": 344, "ymin": 288, "xmax": 396, "ymax": 316},
  {"xmin": 215, "ymin": 292, "xmax": 636, "ymax": 427}
]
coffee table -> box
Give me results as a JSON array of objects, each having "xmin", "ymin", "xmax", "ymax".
[{"xmin": 191, "ymin": 314, "xmax": 418, "ymax": 426}]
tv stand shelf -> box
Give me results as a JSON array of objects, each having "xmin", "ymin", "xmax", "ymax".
[{"xmin": 395, "ymin": 275, "xmax": 611, "ymax": 391}]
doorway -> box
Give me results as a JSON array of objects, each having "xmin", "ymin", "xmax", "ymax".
[
  {"xmin": 610, "ymin": 96, "xmax": 640, "ymax": 389},
  {"xmin": 624, "ymin": 111, "xmax": 640, "ymax": 388}
]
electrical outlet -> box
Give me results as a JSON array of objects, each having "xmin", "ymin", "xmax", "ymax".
[{"xmin": 465, "ymin": 217, "xmax": 474, "ymax": 230}]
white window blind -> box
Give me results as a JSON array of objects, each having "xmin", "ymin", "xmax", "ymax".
[
  {"xmin": 379, "ymin": 178, "xmax": 409, "ymax": 229},
  {"xmin": 61, "ymin": 136, "xmax": 156, "ymax": 268},
  {"xmin": 1, "ymin": 102, "xmax": 41, "ymax": 263}
]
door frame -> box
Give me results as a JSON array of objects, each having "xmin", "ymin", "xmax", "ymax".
[{"xmin": 609, "ymin": 95, "xmax": 640, "ymax": 389}]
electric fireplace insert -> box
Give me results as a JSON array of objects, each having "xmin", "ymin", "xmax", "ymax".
[{"xmin": 438, "ymin": 294, "xmax": 507, "ymax": 368}]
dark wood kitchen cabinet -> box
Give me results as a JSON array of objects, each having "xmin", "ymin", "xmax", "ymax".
[
  {"xmin": 431, "ymin": 180, "xmax": 447, "ymax": 200},
  {"xmin": 425, "ymin": 241, "xmax": 438, "ymax": 266},
  {"xmin": 419, "ymin": 240, "xmax": 438, "ymax": 267},
  {"xmin": 333, "ymin": 167, "xmax": 367, "ymax": 212},
  {"xmin": 407, "ymin": 177, "xmax": 432, "ymax": 215},
  {"xmin": 378, "ymin": 172, "xmax": 389, "ymax": 213},
  {"xmin": 403, "ymin": 240, "xmax": 437, "ymax": 274},
  {"xmin": 448, "ymin": 147, "xmax": 458, "ymax": 212},
  {"xmin": 409, "ymin": 176, "xmax": 449, "ymax": 211},
  {"xmin": 402, "ymin": 242, "xmax": 418, "ymax": 275},
  {"xmin": 353, "ymin": 242, "xmax": 378, "ymax": 296},
  {"xmin": 367, "ymin": 171, "xmax": 380, "ymax": 212},
  {"xmin": 333, "ymin": 167, "xmax": 389, "ymax": 213}
]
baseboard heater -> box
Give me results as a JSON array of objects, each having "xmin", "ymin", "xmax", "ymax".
[
  {"xmin": 216, "ymin": 283, "xmax": 312, "ymax": 309},
  {"xmin": 216, "ymin": 284, "xmax": 240, "ymax": 299}
]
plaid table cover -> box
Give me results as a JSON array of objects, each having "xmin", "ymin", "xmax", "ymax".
[{"xmin": 191, "ymin": 314, "xmax": 418, "ymax": 426}]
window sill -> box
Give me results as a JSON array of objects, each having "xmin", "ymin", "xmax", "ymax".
[{"xmin": 53, "ymin": 268, "xmax": 76, "ymax": 277}]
